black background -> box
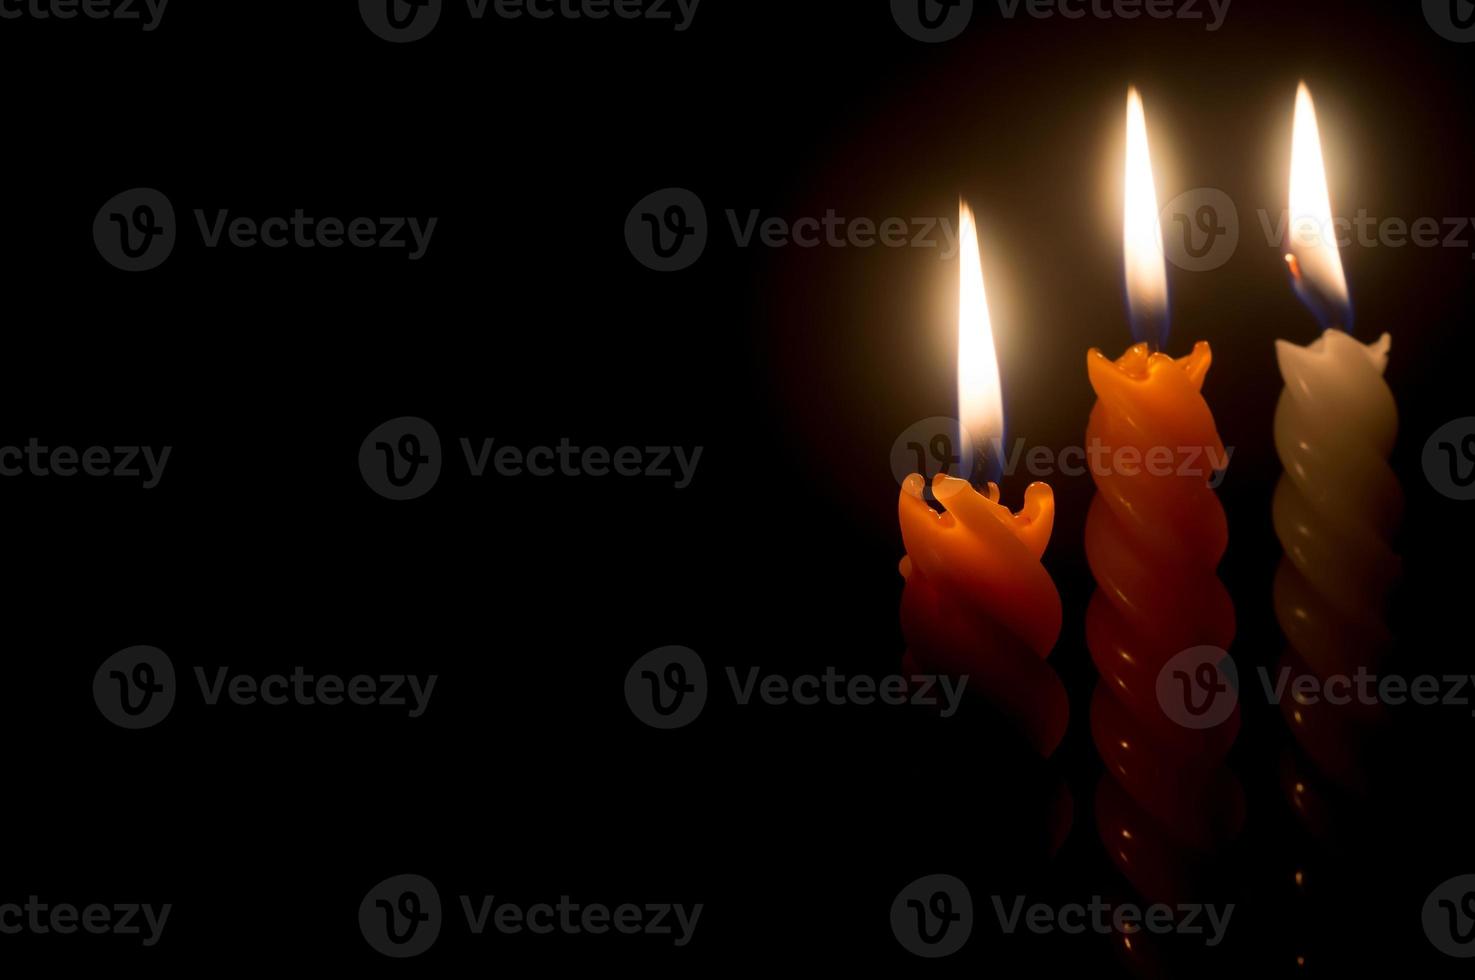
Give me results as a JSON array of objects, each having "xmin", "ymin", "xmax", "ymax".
[{"xmin": 2, "ymin": 0, "xmax": 1474, "ymax": 974}]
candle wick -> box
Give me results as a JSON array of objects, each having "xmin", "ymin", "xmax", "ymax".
[{"xmin": 1285, "ymin": 253, "xmax": 1303, "ymax": 283}]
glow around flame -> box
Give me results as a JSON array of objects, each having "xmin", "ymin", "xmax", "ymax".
[
  {"xmin": 1287, "ymin": 82, "xmax": 1351, "ymax": 330},
  {"xmin": 957, "ymin": 200, "xmax": 1004, "ymax": 460},
  {"xmin": 1124, "ymin": 87, "xmax": 1169, "ymax": 349}
]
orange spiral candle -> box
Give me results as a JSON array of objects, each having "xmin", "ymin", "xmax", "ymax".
[
  {"xmin": 900, "ymin": 473, "xmax": 1069, "ymax": 757},
  {"xmin": 1087, "ymin": 90, "xmax": 1243, "ymax": 917},
  {"xmin": 1086, "ymin": 343, "xmax": 1242, "ymax": 886},
  {"xmin": 897, "ymin": 201, "xmax": 1069, "ymax": 759}
]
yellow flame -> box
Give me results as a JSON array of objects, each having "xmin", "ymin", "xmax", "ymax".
[
  {"xmin": 1123, "ymin": 88, "xmax": 1167, "ymax": 333},
  {"xmin": 958, "ymin": 200, "xmax": 1004, "ymax": 453},
  {"xmin": 1288, "ymin": 82, "xmax": 1349, "ymax": 309}
]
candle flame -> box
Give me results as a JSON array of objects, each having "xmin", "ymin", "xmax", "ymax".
[
  {"xmin": 1124, "ymin": 87, "xmax": 1169, "ymax": 350},
  {"xmin": 1287, "ymin": 82, "xmax": 1352, "ymax": 330},
  {"xmin": 958, "ymin": 199, "xmax": 1004, "ymax": 470}
]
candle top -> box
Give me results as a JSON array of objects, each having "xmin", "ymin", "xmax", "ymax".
[
  {"xmin": 1086, "ymin": 341, "xmax": 1226, "ymax": 479},
  {"xmin": 913, "ymin": 473, "xmax": 1055, "ymax": 560},
  {"xmin": 898, "ymin": 472, "xmax": 1061, "ymax": 659},
  {"xmin": 1088, "ymin": 340, "xmax": 1212, "ymax": 390}
]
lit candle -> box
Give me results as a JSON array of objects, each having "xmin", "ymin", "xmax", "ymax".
[
  {"xmin": 897, "ymin": 201, "xmax": 1069, "ymax": 758},
  {"xmin": 1274, "ymin": 83, "xmax": 1402, "ymax": 794},
  {"xmin": 1086, "ymin": 90, "xmax": 1241, "ymax": 903}
]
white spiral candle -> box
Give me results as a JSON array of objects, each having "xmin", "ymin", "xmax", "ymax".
[
  {"xmin": 1273, "ymin": 329, "xmax": 1402, "ymax": 787},
  {"xmin": 1276, "ymin": 83, "xmax": 1403, "ymax": 796}
]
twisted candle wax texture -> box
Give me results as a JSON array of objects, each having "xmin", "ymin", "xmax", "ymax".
[
  {"xmin": 1085, "ymin": 342, "xmax": 1241, "ymax": 897},
  {"xmin": 1273, "ymin": 329, "xmax": 1402, "ymax": 793},
  {"xmin": 898, "ymin": 473, "xmax": 1068, "ymax": 757}
]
